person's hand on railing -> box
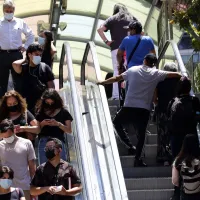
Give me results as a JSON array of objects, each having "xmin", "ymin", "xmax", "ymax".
[{"xmin": 96, "ymin": 81, "xmax": 105, "ymax": 86}]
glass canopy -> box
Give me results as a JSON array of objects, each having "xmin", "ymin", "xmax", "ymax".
[{"xmin": 0, "ymin": 0, "xmax": 183, "ymax": 78}]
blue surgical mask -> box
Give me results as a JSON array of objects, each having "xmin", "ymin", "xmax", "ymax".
[
  {"xmin": 4, "ymin": 12, "xmax": 14, "ymax": 21},
  {"xmin": 32, "ymin": 56, "xmax": 41, "ymax": 65},
  {"xmin": 0, "ymin": 179, "xmax": 13, "ymax": 189},
  {"xmin": 38, "ymin": 36, "xmax": 45, "ymax": 45}
]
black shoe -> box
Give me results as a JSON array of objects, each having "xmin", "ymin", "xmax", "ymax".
[
  {"xmin": 128, "ymin": 146, "xmax": 136, "ymax": 155},
  {"xmin": 134, "ymin": 159, "xmax": 147, "ymax": 167}
]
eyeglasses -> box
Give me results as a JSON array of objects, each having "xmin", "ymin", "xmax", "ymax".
[{"xmin": 44, "ymin": 146, "xmax": 57, "ymax": 152}]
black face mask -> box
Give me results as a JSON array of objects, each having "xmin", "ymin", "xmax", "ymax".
[
  {"xmin": 8, "ymin": 105, "xmax": 19, "ymax": 112},
  {"xmin": 44, "ymin": 102, "xmax": 55, "ymax": 110},
  {"xmin": 45, "ymin": 149, "xmax": 56, "ymax": 160}
]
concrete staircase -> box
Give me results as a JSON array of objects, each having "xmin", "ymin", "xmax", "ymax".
[{"xmin": 108, "ymin": 100, "xmax": 173, "ymax": 200}]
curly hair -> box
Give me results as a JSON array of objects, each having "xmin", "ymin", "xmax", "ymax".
[
  {"xmin": 35, "ymin": 88, "xmax": 63, "ymax": 114},
  {"xmin": 0, "ymin": 90, "xmax": 27, "ymax": 121}
]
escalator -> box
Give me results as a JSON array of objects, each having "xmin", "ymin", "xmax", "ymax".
[{"xmin": 57, "ymin": 39, "xmax": 191, "ymax": 200}]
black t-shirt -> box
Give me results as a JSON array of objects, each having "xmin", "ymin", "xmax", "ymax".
[
  {"xmin": 15, "ymin": 62, "xmax": 54, "ymax": 112},
  {"xmin": 42, "ymin": 49, "xmax": 53, "ymax": 68},
  {"xmin": 0, "ymin": 188, "xmax": 24, "ymax": 200},
  {"xmin": 157, "ymin": 78, "xmax": 180, "ymax": 112},
  {"xmin": 36, "ymin": 108, "xmax": 73, "ymax": 142},
  {"xmin": 104, "ymin": 14, "xmax": 137, "ymax": 51},
  {"xmin": 31, "ymin": 160, "xmax": 81, "ymax": 200}
]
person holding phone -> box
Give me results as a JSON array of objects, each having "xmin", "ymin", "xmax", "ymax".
[
  {"xmin": 30, "ymin": 138, "xmax": 82, "ymax": 200},
  {"xmin": 35, "ymin": 89, "xmax": 73, "ymax": 164}
]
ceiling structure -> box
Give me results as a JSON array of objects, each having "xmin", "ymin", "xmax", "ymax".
[{"xmin": 0, "ymin": 0, "xmax": 172, "ymax": 78}]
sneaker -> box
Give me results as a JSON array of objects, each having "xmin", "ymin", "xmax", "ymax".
[
  {"xmin": 128, "ymin": 146, "xmax": 136, "ymax": 155},
  {"xmin": 134, "ymin": 159, "xmax": 147, "ymax": 167},
  {"xmin": 61, "ymin": 8, "xmax": 66, "ymax": 14}
]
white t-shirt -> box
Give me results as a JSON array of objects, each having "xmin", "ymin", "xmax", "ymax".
[
  {"xmin": 0, "ymin": 137, "xmax": 36, "ymax": 190},
  {"xmin": 122, "ymin": 65, "xmax": 168, "ymax": 110}
]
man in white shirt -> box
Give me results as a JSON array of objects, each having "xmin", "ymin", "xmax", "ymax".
[
  {"xmin": 0, "ymin": 0, "xmax": 34, "ymax": 97},
  {"xmin": 98, "ymin": 54, "xmax": 182, "ymax": 167},
  {"xmin": 0, "ymin": 119, "xmax": 36, "ymax": 200}
]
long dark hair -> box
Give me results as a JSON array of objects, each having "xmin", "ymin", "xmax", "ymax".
[
  {"xmin": 0, "ymin": 90, "xmax": 27, "ymax": 121},
  {"xmin": 43, "ymin": 30, "xmax": 54, "ymax": 59},
  {"xmin": 113, "ymin": 3, "xmax": 137, "ymax": 21},
  {"xmin": 175, "ymin": 134, "xmax": 200, "ymax": 168},
  {"xmin": 35, "ymin": 88, "xmax": 63, "ymax": 114}
]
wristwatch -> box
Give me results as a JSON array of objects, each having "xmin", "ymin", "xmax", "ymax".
[{"xmin": 104, "ymin": 39, "xmax": 108, "ymax": 44}]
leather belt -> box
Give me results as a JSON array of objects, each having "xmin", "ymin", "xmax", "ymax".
[{"xmin": 0, "ymin": 49, "xmax": 20, "ymax": 53}]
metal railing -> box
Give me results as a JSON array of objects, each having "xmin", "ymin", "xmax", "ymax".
[
  {"xmin": 81, "ymin": 41, "xmax": 128, "ymax": 200},
  {"xmin": 157, "ymin": 40, "xmax": 194, "ymax": 95}
]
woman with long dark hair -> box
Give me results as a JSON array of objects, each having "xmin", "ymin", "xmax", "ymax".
[
  {"xmin": 38, "ymin": 30, "xmax": 57, "ymax": 68},
  {"xmin": 35, "ymin": 88, "xmax": 73, "ymax": 164},
  {"xmin": 0, "ymin": 90, "xmax": 40, "ymax": 143},
  {"xmin": 97, "ymin": 3, "xmax": 137, "ymax": 100},
  {"xmin": 172, "ymin": 134, "xmax": 200, "ymax": 200}
]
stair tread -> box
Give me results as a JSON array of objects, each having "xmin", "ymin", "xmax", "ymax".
[{"xmin": 128, "ymin": 189, "xmax": 174, "ymax": 192}]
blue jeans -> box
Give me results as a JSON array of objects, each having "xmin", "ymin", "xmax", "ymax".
[{"xmin": 38, "ymin": 137, "xmax": 67, "ymax": 165}]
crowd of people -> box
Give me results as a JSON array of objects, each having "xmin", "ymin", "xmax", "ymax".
[
  {"xmin": 0, "ymin": 0, "xmax": 199, "ymax": 200},
  {"xmin": 0, "ymin": 0, "xmax": 82, "ymax": 200},
  {"xmin": 98, "ymin": 3, "xmax": 200, "ymax": 200}
]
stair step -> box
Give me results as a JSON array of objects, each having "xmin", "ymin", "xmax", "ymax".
[
  {"xmin": 120, "ymin": 156, "xmax": 162, "ymax": 167},
  {"xmin": 118, "ymin": 144, "xmax": 157, "ymax": 157},
  {"xmin": 127, "ymin": 189, "xmax": 174, "ymax": 200},
  {"xmin": 123, "ymin": 166, "xmax": 171, "ymax": 178},
  {"xmin": 125, "ymin": 177, "xmax": 173, "ymax": 190},
  {"xmin": 109, "ymin": 106, "xmax": 118, "ymax": 116},
  {"xmin": 108, "ymin": 100, "xmax": 119, "ymax": 106}
]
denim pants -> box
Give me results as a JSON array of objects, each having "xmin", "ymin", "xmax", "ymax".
[{"xmin": 38, "ymin": 137, "xmax": 67, "ymax": 165}]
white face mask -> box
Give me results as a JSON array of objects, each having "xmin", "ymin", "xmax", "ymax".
[
  {"xmin": 32, "ymin": 56, "xmax": 41, "ymax": 65},
  {"xmin": 4, "ymin": 12, "xmax": 14, "ymax": 21},
  {"xmin": 0, "ymin": 179, "xmax": 13, "ymax": 189},
  {"xmin": 3, "ymin": 135, "xmax": 15, "ymax": 144},
  {"xmin": 38, "ymin": 36, "xmax": 45, "ymax": 45}
]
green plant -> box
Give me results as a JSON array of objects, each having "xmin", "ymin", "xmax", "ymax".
[{"xmin": 171, "ymin": 0, "xmax": 200, "ymax": 50}]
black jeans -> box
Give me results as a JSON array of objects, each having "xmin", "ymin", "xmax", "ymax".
[
  {"xmin": 113, "ymin": 107, "xmax": 150, "ymax": 159},
  {"xmin": 0, "ymin": 51, "xmax": 23, "ymax": 97}
]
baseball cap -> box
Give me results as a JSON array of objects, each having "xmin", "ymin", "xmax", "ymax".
[
  {"xmin": 123, "ymin": 21, "xmax": 142, "ymax": 32},
  {"xmin": 144, "ymin": 54, "xmax": 158, "ymax": 66}
]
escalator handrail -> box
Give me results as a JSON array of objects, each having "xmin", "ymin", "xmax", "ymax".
[
  {"xmin": 157, "ymin": 40, "xmax": 194, "ymax": 95},
  {"xmin": 81, "ymin": 41, "xmax": 128, "ymax": 200},
  {"xmin": 157, "ymin": 40, "xmax": 187, "ymax": 76},
  {"xmin": 59, "ymin": 42, "xmax": 98, "ymax": 200}
]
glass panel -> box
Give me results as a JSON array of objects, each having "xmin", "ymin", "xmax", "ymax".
[
  {"xmin": 145, "ymin": 7, "xmax": 160, "ymax": 44},
  {"xmin": 96, "ymin": 46, "xmax": 113, "ymax": 72},
  {"xmin": 58, "ymin": 15, "xmax": 94, "ymax": 39},
  {"xmin": 0, "ymin": 0, "xmax": 51, "ymax": 17},
  {"xmin": 83, "ymin": 43, "xmax": 128, "ymax": 199},
  {"xmin": 56, "ymin": 40, "xmax": 86, "ymax": 61},
  {"xmin": 67, "ymin": 0, "xmax": 98, "ymax": 13}
]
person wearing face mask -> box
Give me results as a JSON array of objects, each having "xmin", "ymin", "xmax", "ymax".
[
  {"xmin": 12, "ymin": 43, "xmax": 55, "ymax": 114},
  {"xmin": 38, "ymin": 30, "xmax": 57, "ymax": 68},
  {"xmin": 0, "ymin": 0, "xmax": 34, "ymax": 98},
  {"xmin": 0, "ymin": 166, "xmax": 25, "ymax": 200},
  {"xmin": 0, "ymin": 119, "xmax": 36, "ymax": 200},
  {"xmin": 30, "ymin": 137, "xmax": 82, "ymax": 200},
  {"xmin": 0, "ymin": 90, "xmax": 40, "ymax": 145},
  {"xmin": 35, "ymin": 89, "xmax": 73, "ymax": 164}
]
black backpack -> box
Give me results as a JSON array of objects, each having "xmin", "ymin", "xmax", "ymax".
[{"xmin": 167, "ymin": 96, "xmax": 196, "ymax": 134}]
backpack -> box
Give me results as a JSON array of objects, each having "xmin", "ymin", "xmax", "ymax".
[
  {"xmin": 181, "ymin": 159, "xmax": 200, "ymax": 194},
  {"xmin": 167, "ymin": 96, "xmax": 196, "ymax": 134}
]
